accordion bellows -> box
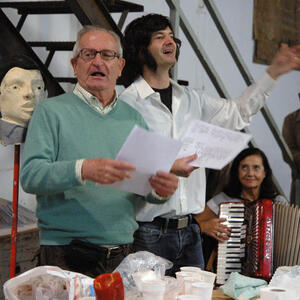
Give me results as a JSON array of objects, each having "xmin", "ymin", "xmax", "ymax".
[{"xmin": 216, "ymin": 199, "xmax": 300, "ymax": 285}]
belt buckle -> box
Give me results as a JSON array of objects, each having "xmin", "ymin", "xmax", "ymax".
[
  {"xmin": 177, "ymin": 217, "xmax": 188, "ymax": 229},
  {"xmin": 106, "ymin": 246, "xmax": 120, "ymax": 259}
]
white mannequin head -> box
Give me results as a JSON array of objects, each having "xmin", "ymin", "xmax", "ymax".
[{"xmin": 0, "ymin": 66, "xmax": 46, "ymax": 127}]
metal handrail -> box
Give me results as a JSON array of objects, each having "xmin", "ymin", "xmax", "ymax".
[{"xmin": 166, "ymin": 0, "xmax": 293, "ymax": 199}]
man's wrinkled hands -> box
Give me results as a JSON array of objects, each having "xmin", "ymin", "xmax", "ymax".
[
  {"xmin": 200, "ymin": 217, "xmax": 231, "ymax": 242},
  {"xmin": 82, "ymin": 158, "xmax": 136, "ymax": 184},
  {"xmin": 171, "ymin": 153, "xmax": 198, "ymax": 177},
  {"xmin": 149, "ymin": 171, "xmax": 178, "ymax": 198},
  {"xmin": 267, "ymin": 44, "xmax": 300, "ymax": 79}
]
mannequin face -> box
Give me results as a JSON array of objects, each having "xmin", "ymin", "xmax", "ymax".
[{"xmin": 0, "ymin": 67, "xmax": 45, "ymax": 127}]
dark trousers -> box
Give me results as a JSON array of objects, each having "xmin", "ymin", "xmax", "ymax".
[{"xmin": 37, "ymin": 242, "xmax": 132, "ymax": 278}]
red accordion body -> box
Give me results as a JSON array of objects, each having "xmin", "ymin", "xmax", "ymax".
[{"xmin": 242, "ymin": 198, "xmax": 273, "ymax": 280}]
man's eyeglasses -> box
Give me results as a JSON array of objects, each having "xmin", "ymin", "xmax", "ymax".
[{"xmin": 78, "ymin": 48, "xmax": 120, "ymax": 62}]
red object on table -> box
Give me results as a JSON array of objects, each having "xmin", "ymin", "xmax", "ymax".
[{"xmin": 94, "ymin": 272, "xmax": 124, "ymax": 300}]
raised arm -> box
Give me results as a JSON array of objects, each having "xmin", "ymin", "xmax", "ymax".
[{"xmin": 267, "ymin": 44, "xmax": 300, "ymax": 80}]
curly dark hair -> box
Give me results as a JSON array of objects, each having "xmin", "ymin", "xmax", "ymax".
[
  {"xmin": 223, "ymin": 147, "xmax": 278, "ymax": 199},
  {"xmin": 121, "ymin": 13, "xmax": 181, "ymax": 87}
]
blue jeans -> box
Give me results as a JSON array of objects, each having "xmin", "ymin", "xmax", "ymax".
[{"xmin": 133, "ymin": 221, "xmax": 205, "ymax": 276}]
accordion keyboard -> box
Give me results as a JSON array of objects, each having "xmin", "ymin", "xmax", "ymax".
[{"xmin": 216, "ymin": 202, "xmax": 246, "ymax": 285}]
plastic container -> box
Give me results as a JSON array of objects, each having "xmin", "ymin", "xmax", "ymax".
[
  {"xmin": 175, "ymin": 271, "xmax": 202, "ymax": 281},
  {"xmin": 191, "ymin": 282, "xmax": 213, "ymax": 300},
  {"xmin": 180, "ymin": 266, "xmax": 202, "ymax": 273},
  {"xmin": 141, "ymin": 280, "xmax": 166, "ymax": 300},
  {"xmin": 177, "ymin": 295, "xmax": 200, "ymax": 299},
  {"xmin": 183, "ymin": 277, "xmax": 202, "ymax": 294},
  {"xmin": 198, "ymin": 270, "xmax": 216, "ymax": 285}
]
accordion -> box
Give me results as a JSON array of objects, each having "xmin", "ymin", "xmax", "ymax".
[{"xmin": 216, "ymin": 199, "xmax": 300, "ymax": 285}]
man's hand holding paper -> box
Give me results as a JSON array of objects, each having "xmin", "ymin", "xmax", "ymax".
[
  {"xmin": 177, "ymin": 120, "xmax": 252, "ymax": 170},
  {"xmin": 171, "ymin": 153, "xmax": 198, "ymax": 177},
  {"xmin": 107, "ymin": 121, "xmax": 251, "ymax": 195},
  {"xmin": 109, "ymin": 125, "xmax": 182, "ymax": 196}
]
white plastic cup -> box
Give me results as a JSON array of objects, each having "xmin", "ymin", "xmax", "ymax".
[
  {"xmin": 164, "ymin": 276, "xmax": 180, "ymax": 300},
  {"xmin": 183, "ymin": 277, "xmax": 202, "ymax": 294},
  {"xmin": 177, "ymin": 295, "xmax": 200, "ymax": 300},
  {"xmin": 141, "ymin": 280, "xmax": 166, "ymax": 300},
  {"xmin": 176, "ymin": 271, "xmax": 202, "ymax": 280},
  {"xmin": 175, "ymin": 271, "xmax": 200, "ymax": 288},
  {"xmin": 175, "ymin": 271, "xmax": 202, "ymax": 295},
  {"xmin": 180, "ymin": 266, "xmax": 202, "ymax": 273},
  {"xmin": 191, "ymin": 282, "xmax": 213, "ymax": 299},
  {"xmin": 198, "ymin": 270, "xmax": 216, "ymax": 285}
]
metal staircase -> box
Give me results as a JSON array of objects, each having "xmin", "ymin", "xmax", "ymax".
[{"xmin": 0, "ymin": 0, "xmax": 143, "ymax": 96}]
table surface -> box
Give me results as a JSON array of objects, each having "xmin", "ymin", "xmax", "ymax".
[
  {"xmin": 212, "ymin": 290, "xmax": 260, "ymax": 299},
  {"xmin": 212, "ymin": 290, "xmax": 232, "ymax": 299}
]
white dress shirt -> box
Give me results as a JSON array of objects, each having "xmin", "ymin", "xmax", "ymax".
[{"xmin": 119, "ymin": 73, "xmax": 275, "ymax": 222}]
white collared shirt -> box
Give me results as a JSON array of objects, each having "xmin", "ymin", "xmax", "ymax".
[
  {"xmin": 119, "ymin": 73, "xmax": 275, "ymax": 221},
  {"xmin": 73, "ymin": 83, "xmax": 118, "ymax": 114}
]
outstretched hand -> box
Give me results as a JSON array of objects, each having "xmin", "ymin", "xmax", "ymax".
[
  {"xmin": 200, "ymin": 217, "xmax": 231, "ymax": 242},
  {"xmin": 171, "ymin": 153, "xmax": 198, "ymax": 177},
  {"xmin": 267, "ymin": 43, "xmax": 300, "ymax": 79},
  {"xmin": 149, "ymin": 171, "xmax": 178, "ymax": 198},
  {"xmin": 82, "ymin": 158, "xmax": 136, "ymax": 184}
]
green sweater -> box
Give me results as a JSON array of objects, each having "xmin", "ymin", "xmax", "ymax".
[{"xmin": 21, "ymin": 92, "xmax": 164, "ymax": 245}]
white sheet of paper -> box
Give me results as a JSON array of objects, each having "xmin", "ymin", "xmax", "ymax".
[
  {"xmin": 110, "ymin": 125, "xmax": 183, "ymax": 196},
  {"xmin": 177, "ymin": 120, "xmax": 252, "ymax": 169}
]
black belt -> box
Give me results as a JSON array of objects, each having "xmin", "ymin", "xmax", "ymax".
[
  {"xmin": 69, "ymin": 239, "xmax": 132, "ymax": 260},
  {"xmin": 140, "ymin": 214, "xmax": 195, "ymax": 230}
]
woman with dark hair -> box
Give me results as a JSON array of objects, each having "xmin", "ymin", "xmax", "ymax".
[{"xmin": 196, "ymin": 147, "xmax": 287, "ymax": 242}]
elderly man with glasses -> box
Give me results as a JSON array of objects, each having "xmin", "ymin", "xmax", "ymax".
[{"xmin": 20, "ymin": 25, "xmax": 178, "ymax": 277}]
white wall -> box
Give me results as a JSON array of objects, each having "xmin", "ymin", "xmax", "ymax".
[{"xmin": 1, "ymin": 0, "xmax": 299, "ymax": 210}]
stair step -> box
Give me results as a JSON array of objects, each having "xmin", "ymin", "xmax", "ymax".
[
  {"xmin": 28, "ymin": 41, "xmax": 75, "ymax": 51},
  {"xmin": 0, "ymin": 1, "xmax": 72, "ymax": 15},
  {"xmin": 0, "ymin": 0, "xmax": 143, "ymax": 14},
  {"xmin": 55, "ymin": 77, "xmax": 77, "ymax": 83},
  {"xmin": 105, "ymin": 0, "xmax": 144, "ymax": 13}
]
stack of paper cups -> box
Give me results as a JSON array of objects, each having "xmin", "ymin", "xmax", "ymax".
[
  {"xmin": 175, "ymin": 271, "xmax": 202, "ymax": 294},
  {"xmin": 260, "ymin": 287, "xmax": 290, "ymax": 300},
  {"xmin": 183, "ymin": 276, "xmax": 202, "ymax": 294}
]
